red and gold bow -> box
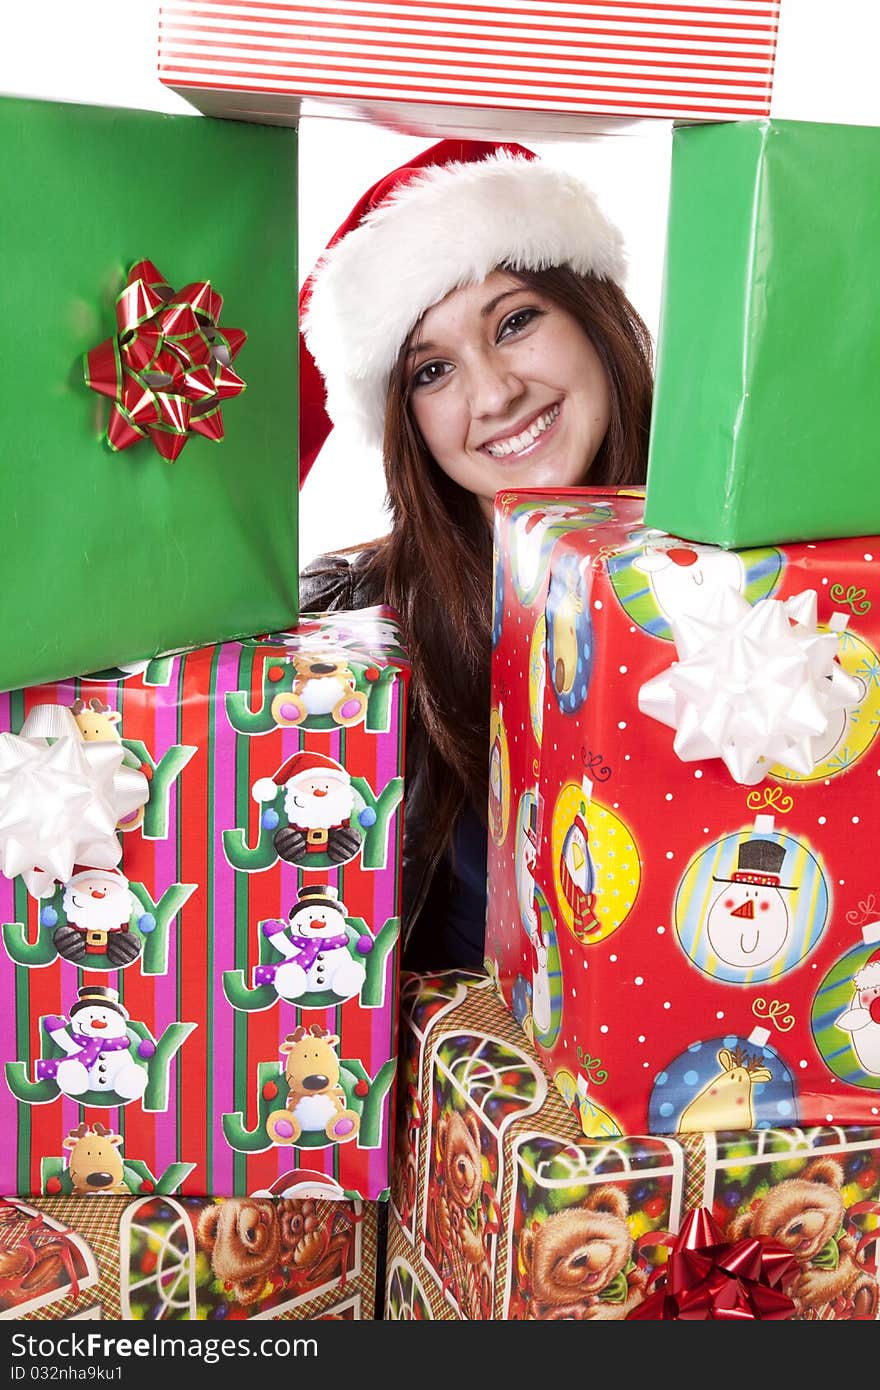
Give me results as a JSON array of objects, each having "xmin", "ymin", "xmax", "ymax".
[
  {"xmin": 84, "ymin": 259, "xmax": 246, "ymax": 462},
  {"xmin": 629, "ymin": 1207, "xmax": 797, "ymax": 1320}
]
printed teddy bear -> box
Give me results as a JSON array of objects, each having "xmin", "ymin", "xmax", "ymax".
[
  {"xmin": 425, "ymin": 1107, "xmax": 493, "ymax": 1317},
  {"xmin": 727, "ymin": 1157, "xmax": 878, "ymax": 1320},
  {"xmin": 518, "ymin": 1186, "xmax": 647, "ymax": 1320},
  {"xmin": 197, "ymin": 1196, "xmax": 354, "ymax": 1307}
]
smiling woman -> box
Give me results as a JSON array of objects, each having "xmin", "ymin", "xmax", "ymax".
[{"xmin": 298, "ymin": 139, "xmax": 653, "ymax": 972}]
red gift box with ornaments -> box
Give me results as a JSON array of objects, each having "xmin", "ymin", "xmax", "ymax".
[{"xmin": 486, "ymin": 487, "xmax": 880, "ymax": 1139}]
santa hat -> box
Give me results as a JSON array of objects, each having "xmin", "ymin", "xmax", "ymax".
[
  {"xmin": 254, "ymin": 1169, "xmax": 346, "ymax": 1200},
  {"xmin": 854, "ymin": 927, "xmax": 880, "ymax": 990},
  {"xmin": 252, "ymin": 750, "xmax": 350, "ymax": 804},
  {"xmin": 64, "ymin": 865, "xmax": 127, "ymax": 890},
  {"xmin": 299, "ymin": 137, "xmax": 627, "ymax": 485}
]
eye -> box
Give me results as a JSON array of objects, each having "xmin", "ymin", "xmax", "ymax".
[
  {"xmin": 497, "ymin": 307, "xmax": 542, "ymax": 341},
  {"xmin": 411, "ymin": 359, "xmax": 452, "ymax": 390}
]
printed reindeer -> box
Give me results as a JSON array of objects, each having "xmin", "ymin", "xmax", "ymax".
[
  {"xmin": 676, "ymin": 1046, "xmax": 772, "ymax": 1133},
  {"xmin": 71, "ymin": 698, "xmax": 123, "ymax": 743},
  {"xmin": 71, "ymin": 696, "xmax": 146, "ymax": 832},
  {"xmin": 265, "ymin": 1025, "xmax": 361, "ymax": 1147},
  {"xmin": 62, "ymin": 1122, "xmax": 129, "ymax": 1195}
]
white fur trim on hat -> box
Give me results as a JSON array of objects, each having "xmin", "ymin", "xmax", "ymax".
[
  {"xmin": 303, "ymin": 152, "xmax": 627, "ymax": 456},
  {"xmin": 855, "ymin": 954, "xmax": 880, "ymax": 990}
]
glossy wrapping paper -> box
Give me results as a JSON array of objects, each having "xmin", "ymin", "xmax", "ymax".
[
  {"xmin": 157, "ymin": 1, "xmax": 780, "ymax": 127},
  {"xmin": 0, "ymin": 95, "xmax": 299, "ymax": 693},
  {"xmin": 486, "ymin": 486, "xmax": 880, "ymax": 1140},
  {"xmin": 0, "ymin": 610, "xmax": 408, "ymax": 1199},
  {"xmin": 0, "ymin": 1193, "xmax": 378, "ymax": 1321},
  {"xmin": 645, "ymin": 118, "xmax": 880, "ymax": 547},
  {"xmin": 385, "ymin": 970, "xmax": 880, "ymax": 1321}
]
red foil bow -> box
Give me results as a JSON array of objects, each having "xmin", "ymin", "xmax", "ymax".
[
  {"xmin": 84, "ymin": 259, "xmax": 246, "ymax": 462},
  {"xmin": 628, "ymin": 1207, "xmax": 797, "ymax": 1320}
]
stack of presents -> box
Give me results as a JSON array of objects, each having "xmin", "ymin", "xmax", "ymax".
[{"xmin": 2, "ymin": 0, "xmax": 880, "ymax": 1322}]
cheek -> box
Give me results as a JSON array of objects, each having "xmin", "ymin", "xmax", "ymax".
[{"xmin": 410, "ymin": 390, "xmax": 460, "ymax": 459}]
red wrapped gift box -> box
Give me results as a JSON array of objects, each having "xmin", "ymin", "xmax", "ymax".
[
  {"xmin": 486, "ymin": 487, "xmax": 880, "ymax": 1138},
  {"xmin": 0, "ymin": 610, "xmax": 408, "ymax": 1199},
  {"xmin": 158, "ymin": 1, "xmax": 780, "ymax": 130}
]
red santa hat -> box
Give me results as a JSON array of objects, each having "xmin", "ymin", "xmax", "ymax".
[
  {"xmin": 64, "ymin": 865, "xmax": 127, "ymax": 890},
  {"xmin": 252, "ymin": 750, "xmax": 350, "ymax": 804},
  {"xmin": 854, "ymin": 944, "xmax": 880, "ymax": 991},
  {"xmin": 299, "ymin": 137, "xmax": 627, "ymax": 486}
]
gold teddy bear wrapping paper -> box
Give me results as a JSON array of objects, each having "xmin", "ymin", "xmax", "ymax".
[
  {"xmin": 0, "ymin": 1193, "xmax": 378, "ymax": 1321},
  {"xmin": 385, "ymin": 970, "xmax": 880, "ymax": 1321}
]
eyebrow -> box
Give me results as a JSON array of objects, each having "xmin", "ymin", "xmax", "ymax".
[{"xmin": 405, "ymin": 289, "xmax": 526, "ymax": 359}]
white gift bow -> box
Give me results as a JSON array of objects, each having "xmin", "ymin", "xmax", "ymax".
[
  {"xmin": 0, "ymin": 704, "xmax": 149, "ymax": 897},
  {"xmin": 637, "ymin": 587, "xmax": 862, "ymax": 786}
]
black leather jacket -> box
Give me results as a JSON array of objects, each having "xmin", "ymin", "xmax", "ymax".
[{"xmin": 299, "ymin": 550, "xmax": 487, "ymax": 971}]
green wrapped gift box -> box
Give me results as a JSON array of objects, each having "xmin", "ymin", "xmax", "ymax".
[
  {"xmin": 644, "ymin": 119, "xmax": 880, "ymax": 548},
  {"xmin": 0, "ymin": 97, "xmax": 299, "ymax": 692}
]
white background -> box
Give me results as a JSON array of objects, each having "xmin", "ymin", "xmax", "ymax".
[{"xmin": 3, "ymin": 0, "xmax": 880, "ymax": 565}]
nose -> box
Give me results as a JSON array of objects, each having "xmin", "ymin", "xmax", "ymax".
[
  {"xmin": 86, "ymin": 1171, "xmax": 115, "ymax": 1188},
  {"xmin": 303, "ymin": 1073, "xmax": 330, "ymax": 1092},
  {"xmin": 90, "ymin": 889, "xmax": 107, "ymax": 899},
  {"xmin": 313, "ymin": 788, "xmax": 328, "ymax": 798},
  {"xmin": 466, "ymin": 350, "xmax": 524, "ymax": 420},
  {"xmin": 730, "ymin": 900, "xmax": 755, "ymax": 919}
]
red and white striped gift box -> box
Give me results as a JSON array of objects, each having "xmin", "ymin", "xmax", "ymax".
[{"xmin": 158, "ymin": 2, "xmax": 781, "ymax": 130}]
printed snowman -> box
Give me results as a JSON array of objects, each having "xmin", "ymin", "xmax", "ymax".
[
  {"xmin": 514, "ymin": 505, "xmax": 582, "ymax": 595},
  {"xmin": 809, "ymin": 671, "xmax": 867, "ymax": 768},
  {"xmin": 256, "ymin": 884, "xmax": 371, "ymax": 1004},
  {"xmin": 53, "ymin": 865, "xmax": 140, "ymax": 966},
  {"xmin": 37, "ymin": 986, "xmax": 151, "ymax": 1100},
  {"xmin": 836, "ymin": 934, "xmax": 880, "ymax": 1076},
  {"xmin": 705, "ymin": 837, "xmax": 796, "ymax": 969},
  {"xmin": 559, "ymin": 810, "xmax": 598, "ymax": 937},
  {"xmin": 632, "ymin": 536, "xmax": 745, "ymax": 624}
]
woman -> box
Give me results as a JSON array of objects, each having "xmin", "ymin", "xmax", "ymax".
[{"xmin": 299, "ymin": 138, "xmax": 653, "ymax": 972}]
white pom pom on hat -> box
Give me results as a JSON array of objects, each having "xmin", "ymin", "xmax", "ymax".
[{"xmin": 298, "ymin": 137, "xmax": 627, "ymax": 485}]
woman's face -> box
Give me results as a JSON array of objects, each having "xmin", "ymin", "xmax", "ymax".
[{"xmin": 407, "ymin": 270, "xmax": 611, "ymax": 521}]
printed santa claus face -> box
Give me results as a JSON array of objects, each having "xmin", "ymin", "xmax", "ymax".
[
  {"xmin": 71, "ymin": 1004, "xmax": 128, "ymax": 1040},
  {"xmin": 285, "ymin": 773, "xmax": 354, "ymax": 829},
  {"xmin": 836, "ymin": 961, "xmax": 880, "ymax": 1075},
  {"xmin": 706, "ymin": 883, "xmax": 791, "ymax": 969},
  {"xmin": 633, "ymin": 540, "xmax": 745, "ymax": 624},
  {"xmin": 63, "ymin": 873, "xmax": 131, "ymax": 932}
]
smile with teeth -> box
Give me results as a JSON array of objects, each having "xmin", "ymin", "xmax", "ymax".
[{"xmin": 483, "ymin": 403, "xmax": 560, "ymax": 458}]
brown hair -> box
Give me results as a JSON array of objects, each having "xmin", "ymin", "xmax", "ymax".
[{"xmin": 363, "ymin": 267, "xmax": 653, "ymax": 911}]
